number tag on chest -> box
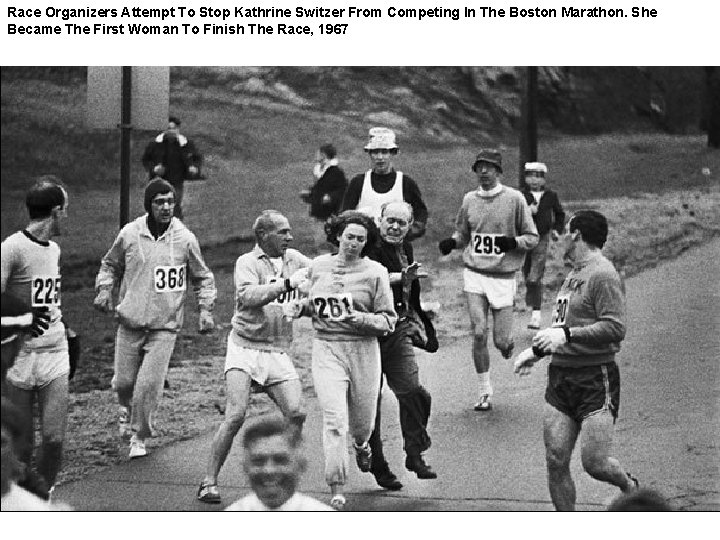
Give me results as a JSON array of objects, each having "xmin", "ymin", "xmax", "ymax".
[
  {"xmin": 313, "ymin": 293, "xmax": 353, "ymax": 321},
  {"xmin": 31, "ymin": 275, "xmax": 61, "ymax": 307},
  {"xmin": 551, "ymin": 294, "xmax": 570, "ymax": 327},
  {"xmin": 154, "ymin": 265, "xmax": 186, "ymax": 292},
  {"xmin": 267, "ymin": 277, "xmax": 302, "ymax": 305},
  {"xmin": 472, "ymin": 233, "xmax": 503, "ymax": 257}
]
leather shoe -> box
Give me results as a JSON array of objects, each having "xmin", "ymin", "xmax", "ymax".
[
  {"xmin": 405, "ymin": 455, "xmax": 437, "ymax": 479},
  {"xmin": 373, "ymin": 468, "xmax": 403, "ymax": 491}
]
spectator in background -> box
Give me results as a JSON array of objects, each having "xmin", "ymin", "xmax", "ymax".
[
  {"xmin": 521, "ymin": 162, "xmax": 565, "ymax": 330},
  {"xmin": 141, "ymin": 116, "xmax": 202, "ymax": 220},
  {"xmin": 342, "ymin": 127, "xmax": 428, "ymax": 241},
  {"xmin": 301, "ymin": 143, "xmax": 348, "ymax": 251},
  {"xmin": 224, "ymin": 414, "xmax": 333, "ymax": 511}
]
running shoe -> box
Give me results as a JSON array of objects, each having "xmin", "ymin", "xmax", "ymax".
[
  {"xmin": 118, "ymin": 406, "xmax": 131, "ymax": 438},
  {"xmin": 330, "ymin": 494, "xmax": 346, "ymax": 511},
  {"xmin": 197, "ymin": 481, "xmax": 222, "ymax": 504},
  {"xmin": 354, "ymin": 442, "xmax": 373, "ymax": 472},
  {"xmin": 500, "ymin": 342, "xmax": 515, "ymax": 359},
  {"xmin": 372, "ymin": 467, "xmax": 403, "ymax": 491},
  {"xmin": 473, "ymin": 395, "xmax": 492, "ymax": 411},
  {"xmin": 129, "ymin": 435, "xmax": 147, "ymax": 459}
]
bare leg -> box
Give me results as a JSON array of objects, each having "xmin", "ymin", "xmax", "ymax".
[
  {"xmin": 543, "ymin": 403, "xmax": 580, "ymax": 511},
  {"xmin": 203, "ymin": 369, "xmax": 252, "ymax": 484},
  {"xmin": 491, "ymin": 305, "xmax": 515, "ymax": 355},
  {"xmin": 466, "ymin": 292, "xmax": 490, "ymax": 374},
  {"xmin": 580, "ymin": 410, "xmax": 635, "ymax": 492},
  {"xmin": 266, "ymin": 378, "xmax": 305, "ymax": 440},
  {"xmin": 37, "ymin": 375, "xmax": 68, "ymax": 487}
]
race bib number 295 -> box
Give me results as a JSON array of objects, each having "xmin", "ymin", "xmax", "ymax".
[
  {"xmin": 31, "ymin": 275, "xmax": 61, "ymax": 307},
  {"xmin": 472, "ymin": 233, "xmax": 502, "ymax": 256},
  {"xmin": 154, "ymin": 265, "xmax": 186, "ymax": 292}
]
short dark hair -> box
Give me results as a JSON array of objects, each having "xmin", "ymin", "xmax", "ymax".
[
  {"xmin": 324, "ymin": 211, "xmax": 378, "ymax": 255},
  {"xmin": 607, "ymin": 489, "xmax": 673, "ymax": 511},
  {"xmin": 319, "ymin": 143, "xmax": 336, "ymax": 160},
  {"xmin": 242, "ymin": 414, "xmax": 299, "ymax": 450},
  {"xmin": 168, "ymin": 116, "xmax": 181, "ymax": 126},
  {"xmin": 569, "ymin": 210, "xmax": 608, "ymax": 249},
  {"xmin": 25, "ymin": 176, "xmax": 67, "ymax": 219}
]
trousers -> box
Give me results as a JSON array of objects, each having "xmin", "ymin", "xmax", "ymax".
[{"xmin": 369, "ymin": 321, "xmax": 431, "ymax": 467}]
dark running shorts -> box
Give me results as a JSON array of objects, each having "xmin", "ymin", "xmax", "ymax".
[{"xmin": 545, "ymin": 362, "xmax": 620, "ymax": 423}]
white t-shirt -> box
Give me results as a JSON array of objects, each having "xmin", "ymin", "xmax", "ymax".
[{"xmin": 224, "ymin": 492, "xmax": 334, "ymax": 511}]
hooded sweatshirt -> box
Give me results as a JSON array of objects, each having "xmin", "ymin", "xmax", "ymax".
[
  {"xmin": 454, "ymin": 184, "xmax": 539, "ymax": 276},
  {"xmin": 95, "ymin": 215, "xmax": 216, "ymax": 331}
]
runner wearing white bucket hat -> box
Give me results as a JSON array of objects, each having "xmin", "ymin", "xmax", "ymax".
[{"xmin": 341, "ymin": 127, "xmax": 428, "ymax": 241}]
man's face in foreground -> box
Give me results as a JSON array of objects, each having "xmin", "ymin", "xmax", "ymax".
[{"xmin": 244, "ymin": 434, "xmax": 302, "ymax": 509}]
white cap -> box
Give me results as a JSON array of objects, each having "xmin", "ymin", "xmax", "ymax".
[
  {"xmin": 364, "ymin": 127, "xmax": 398, "ymax": 151},
  {"xmin": 524, "ymin": 162, "xmax": 548, "ymax": 174}
]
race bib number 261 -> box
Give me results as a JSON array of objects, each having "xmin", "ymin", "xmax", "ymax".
[
  {"xmin": 313, "ymin": 293, "xmax": 353, "ymax": 321},
  {"xmin": 31, "ymin": 275, "xmax": 61, "ymax": 307},
  {"xmin": 154, "ymin": 265, "xmax": 186, "ymax": 292}
]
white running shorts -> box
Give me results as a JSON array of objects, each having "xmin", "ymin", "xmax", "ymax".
[
  {"xmin": 224, "ymin": 331, "xmax": 299, "ymax": 386},
  {"xmin": 463, "ymin": 269, "xmax": 517, "ymax": 309}
]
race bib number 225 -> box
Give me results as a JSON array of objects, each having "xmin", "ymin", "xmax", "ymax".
[{"xmin": 31, "ymin": 275, "xmax": 61, "ymax": 307}]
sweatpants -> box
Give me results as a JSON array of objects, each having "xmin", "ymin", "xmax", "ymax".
[
  {"xmin": 112, "ymin": 325, "xmax": 178, "ymax": 440},
  {"xmin": 311, "ymin": 337, "xmax": 381, "ymax": 487}
]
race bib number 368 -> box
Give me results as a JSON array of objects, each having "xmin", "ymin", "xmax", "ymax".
[
  {"xmin": 154, "ymin": 265, "xmax": 186, "ymax": 292},
  {"xmin": 313, "ymin": 293, "xmax": 353, "ymax": 321},
  {"xmin": 31, "ymin": 275, "xmax": 61, "ymax": 307},
  {"xmin": 472, "ymin": 233, "xmax": 502, "ymax": 257}
]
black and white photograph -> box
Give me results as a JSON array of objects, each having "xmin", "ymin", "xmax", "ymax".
[{"xmin": 1, "ymin": 0, "xmax": 718, "ymax": 527}]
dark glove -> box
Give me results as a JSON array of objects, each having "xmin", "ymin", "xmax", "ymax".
[
  {"xmin": 67, "ymin": 328, "xmax": 80, "ymax": 380},
  {"xmin": 494, "ymin": 236, "xmax": 517, "ymax": 253},
  {"xmin": 29, "ymin": 307, "xmax": 50, "ymax": 338},
  {"xmin": 438, "ymin": 237, "xmax": 457, "ymax": 255},
  {"xmin": 424, "ymin": 333, "xmax": 439, "ymax": 353}
]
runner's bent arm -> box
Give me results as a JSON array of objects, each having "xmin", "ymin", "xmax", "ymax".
[
  {"xmin": 452, "ymin": 196, "xmax": 471, "ymax": 247},
  {"xmin": 234, "ymin": 260, "xmax": 288, "ymax": 308},
  {"xmin": 402, "ymin": 176, "xmax": 428, "ymax": 239},
  {"xmin": 186, "ymin": 233, "xmax": 217, "ymax": 313},
  {"xmin": 348, "ymin": 269, "xmax": 397, "ymax": 336},
  {"xmin": 95, "ymin": 230, "xmax": 127, "ymax": 292},
  {"xmin": 0, "ymin": 240, "xmax": 17, "ymax": 292}
]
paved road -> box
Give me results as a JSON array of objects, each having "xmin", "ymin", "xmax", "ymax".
[{"xmin": 55, "ymin": 240, "xmax": 720, "ymax": 511}]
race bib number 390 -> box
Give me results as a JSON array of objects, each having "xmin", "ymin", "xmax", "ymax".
[
  {"xmin": 154, "ymin": 265, "xmax": 186, "ymax": 292},
  {"xmin": 551, "ymin": 294, "xmax": 570, "ymax": 327},
  {"xmin": 31, "ymin": 275, "xmax": 61, "ymax": 307},
  {"xmin": 472, "ymin": 233, "xmax": 502, "ymax": 257},
  {"xmin": 313, "ymin": 293, "xmax": 353, "ymax": 321}
]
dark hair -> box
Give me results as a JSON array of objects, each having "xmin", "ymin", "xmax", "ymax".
[
  {"xmin": 607, "ymin": 489, "xmax": 673, "ymax": 511},
  {"xmin": 242, "ymin": 414, "xmax": 299, "ymax": 450},
  {"xmin": 569, "ymin": 210, "xmax": 608, "ymax": 249},
  {"xmin": 168, "ymin": 116, "xmax": 181, "ymax": 126},
  {"xmin": 319, "ymin": 143, "xmax": 337, "ymax": 160},
  {"xmin": 324, "ymin": 211, "xmax": 378, "ymax": 256},
  {"xmin": 25, "ymin": 176, "xmax": 67, "ymax": 219}
]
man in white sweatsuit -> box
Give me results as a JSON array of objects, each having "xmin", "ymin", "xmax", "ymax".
[{"xmin": 93, "ymin": 179, "xmax": 216, "ymax": 458}]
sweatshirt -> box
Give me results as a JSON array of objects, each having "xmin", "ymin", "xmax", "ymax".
[
  {"xmin": 550, "ymin": 251, "xmax": 626, "ymax": 367},
  {"xmin": 230, "ymin": 245, "xmax": 311, "ymax": 350},
  {"xmin": 454, "ymin": 184, "xmax": 539, "ymax": 276},
  {"xmin": 95, "ymin": 216, "xmax": 216, "ymax": 331},
  {"xmin": 306, "ymin": 253, "xmax": 397, "ymax": 340}
]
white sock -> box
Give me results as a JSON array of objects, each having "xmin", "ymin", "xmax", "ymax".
[{"xmin": 477, "ymin": 372, "xmax": 493, "ymax": 397}]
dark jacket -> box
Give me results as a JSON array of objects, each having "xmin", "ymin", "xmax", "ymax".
[
  {"xmin": 365, "ymin": 239, "xmax": 437, "ymax": 351},
  {"xmin": 141, "ymin": 133, "xmax": 202, "ymax": 184},
  {"xmin": 342, "ymin": 170, "xmax": 428, "ymax": 240},
  {"xmin": 309, "ymin": 165, "xmax": 348, "ymax": 220},
  {"xmin": 521, "ymin": 188, "xmax": 565, "ymax": 236}
]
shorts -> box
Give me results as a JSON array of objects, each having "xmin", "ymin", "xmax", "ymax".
[
  {"xmin": 224, "ymin": 331, "xmax": 299, "ymax": 387},
  {"xmin": 545, "ymin": 362, "xmax": 620, "ymax": 423},
  {"xmin": 6, "ymin": 349, "xmax": 70, "ymax": 390},
  {"xmin": 463, "ymin": 269, "xmax": 517, "ymax": 309}
]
